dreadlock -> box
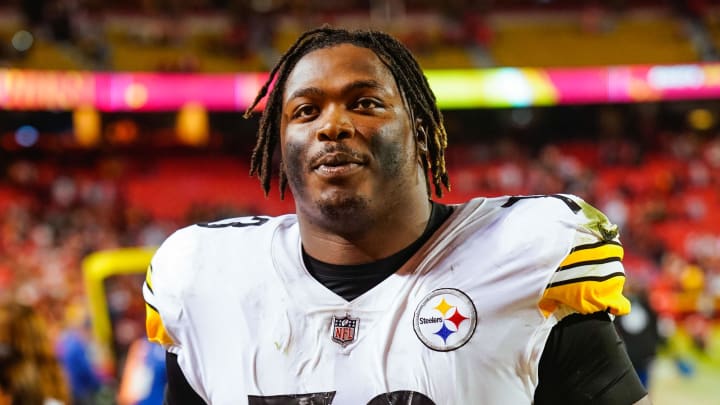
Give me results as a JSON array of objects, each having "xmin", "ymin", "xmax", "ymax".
[{"xmin": 244, "ymin": 26, "xmax": 450, "ymax": 198}]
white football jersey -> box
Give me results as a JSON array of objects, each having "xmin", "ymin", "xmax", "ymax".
[{"xmin": 144, "ymin": 194, "xmax": 630, "ymax": 404}]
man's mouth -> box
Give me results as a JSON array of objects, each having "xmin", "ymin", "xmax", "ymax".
[{"xmin": 311, "ymin": 152, "xmax": 367, "ymax": 176}]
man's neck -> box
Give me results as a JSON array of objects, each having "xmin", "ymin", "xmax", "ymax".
[
  {"xmin": 298, "ymin": 197, "xmax": 433, "ymax": 265},
  {"xmin": 302, "ymin": 202, "xmax": 454, "ymax": 301}
]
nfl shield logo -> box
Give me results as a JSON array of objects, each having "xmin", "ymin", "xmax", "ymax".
[{"xmin": 331, "ymin": 314, "xmax": 358, "ymax": 346}]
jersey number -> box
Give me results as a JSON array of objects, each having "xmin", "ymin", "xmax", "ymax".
[
  {"xmin": 248, "ymin": 390, "xmax": 435, "ymax": 404},
  {"xmin": 501, "ymin": 194, "xmax": 581, "ymax": 213},
  {"xmin": 197, "ymin": 216, "xmax": 269, "ymax": 228}
]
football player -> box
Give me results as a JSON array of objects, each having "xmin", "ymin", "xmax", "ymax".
[{"xmin": 144, "ymin": 27, "xmax": 651, "ymax": 404}]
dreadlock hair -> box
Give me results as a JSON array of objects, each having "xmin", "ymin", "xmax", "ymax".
[{"xmin": 244, "ymin": 26, "xmax": 450, "ymax": 199}]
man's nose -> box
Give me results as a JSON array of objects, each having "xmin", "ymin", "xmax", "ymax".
[{"xmin": 316, "ymin": 106, "xmax": 354, "ymax": 141}]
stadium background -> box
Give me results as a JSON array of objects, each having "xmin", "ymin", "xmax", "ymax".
[{"xmin": 1, "ymin": 0, "xmax": 719, "ymax": 403}]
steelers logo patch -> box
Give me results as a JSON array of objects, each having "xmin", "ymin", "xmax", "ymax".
[{"xmin": 413, "ymin": 288, "xmax": 477, "ymax": 351}]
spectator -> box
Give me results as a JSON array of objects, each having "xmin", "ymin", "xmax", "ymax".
[
  {"xmin": 0, "ymin": 302, "xmax": 70, "ymax": 405},
  {"xmin": 117, "ymin": 339, "xmax": 166, "ymax": 405},
  {"xmin": 55, "ymin": 304, "xmax": 103, "ymax": 405}
]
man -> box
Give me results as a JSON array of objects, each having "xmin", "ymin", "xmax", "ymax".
[{"xmin": 144, "ymin": 27, "xmax": 651, "ymax": 404}]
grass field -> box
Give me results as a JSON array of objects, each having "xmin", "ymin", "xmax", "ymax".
[
  {"xmin": 648, "ymin": 326, "xmax": 720, "ymax": 405},
  {"xmin": 651, "ymin": 358, "xmax": 720, "ymax": 405}
]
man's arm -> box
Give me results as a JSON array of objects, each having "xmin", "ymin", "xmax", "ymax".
[
  {"xmin": 165, "ymin": 352, "xmax": 207, "ymax": 405},
  {"xmin": 534, "ymin": 312, "xmax": 651, "ymax": 405}
]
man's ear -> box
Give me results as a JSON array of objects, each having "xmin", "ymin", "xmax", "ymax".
[{"xmin": 415, "ymin": 118, "xmax": 428, "ymax": 154}]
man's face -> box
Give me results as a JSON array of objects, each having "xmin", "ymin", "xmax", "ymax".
[{"xmin": 280, "ymin": 43, "xmax": 421, "ymax": 231}]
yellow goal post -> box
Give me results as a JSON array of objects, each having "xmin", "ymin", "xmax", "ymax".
[{"xmin": 81, "ymin": 246, "xmax": 157, "ymax": 360}]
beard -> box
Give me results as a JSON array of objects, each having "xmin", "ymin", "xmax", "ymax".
[{"xmin": 316, "ymin": 192, "xmax": 371, "ymax": 233}]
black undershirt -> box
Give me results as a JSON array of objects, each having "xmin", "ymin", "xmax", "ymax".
[{"xmin": 164, "ymin": 201, "xmax": 647, "ymax": 404}]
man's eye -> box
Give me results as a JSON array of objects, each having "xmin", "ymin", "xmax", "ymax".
[
  {"xmin": 293, "ymin": 105, "xmax": 317, "ymax": 118},
  {"xmin": 355, "ymin": 98, "xmax": 381, "ymax": 110}
]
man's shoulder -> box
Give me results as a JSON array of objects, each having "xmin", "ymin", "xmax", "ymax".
[
  {"xmin": 492, "ymin": 193, "xmax": 618, "ymax": 242},
  {"xmin": 449, "ymin": 193, "xmax": 618, "ymax": 256},
  {"xmin": 434, "ymin": 195, "xmax": 588, "ymax": 261},
  {"xmin": 454, "ymin": 194, "xmax": 592, "ymax": 223},
  {"xmin": 163, "ymin": 213, "xmax": 296, "ymax": 245},
  {"xmin": 147, "ymin": 214, "xmax": 297, "ymax": 304},
  {"xmin": 151, "ymin": 214, "xmax": 296, "ymax": 273},
  {"xmin": 490, "ymin": 193, "xmax": 585, "ymax": 214}
]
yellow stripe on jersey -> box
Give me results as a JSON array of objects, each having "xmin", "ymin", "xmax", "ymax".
[
  {"xmin": 539, "ymin": 241, "xmax": 630, "ymax": 317},
  {"xmin": 538, "ymin": 275, "xmax": 630, "ymax": 317},
  {"xmin": 558, "ymin": 241, "xmax": 623, "ymax": 269},
  {"xmin": 146, "ymin": 303, "xmax": 174, "ymax": 346}
]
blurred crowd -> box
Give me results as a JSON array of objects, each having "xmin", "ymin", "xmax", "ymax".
[
  {"xmin": 2, "ymin": 0, "xmax": 720, "ymax": 72},
  {"xmin": 0, "ymin": 158, "xmax": 170, "ymax": 403},
  {"xmin": 1, "ymin": 103, "xmax": 720, "ymax": 402}
]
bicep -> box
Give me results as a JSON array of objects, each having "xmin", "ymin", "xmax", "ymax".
[{"xmin": 534, "ymin": 312, "xmax": 648, "ymax": 405}]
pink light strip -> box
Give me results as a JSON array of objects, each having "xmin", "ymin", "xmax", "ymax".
[{"xmin": 2, "ymin": 64, "xmax": 720, "ymax": 112}]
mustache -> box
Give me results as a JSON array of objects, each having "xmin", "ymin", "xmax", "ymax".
[{"xmin": 307, "ymin": 145, "xmax": 368, "ymax": 168}]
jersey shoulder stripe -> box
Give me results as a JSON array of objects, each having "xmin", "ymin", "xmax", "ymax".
[
  {"xmin": 550, "ymin": 241, "xmax": 625, "ymax": 288},
  {"xmin": 558, "ymin": 241, "xmax": 623, "ymax": 270},
  {"xmin": 507, "ymin": 194, "xmax": 633, "ymax": 318},
  {"xmin": 549, "ymin": 264, "xmax": 625, "ymax": 288}
]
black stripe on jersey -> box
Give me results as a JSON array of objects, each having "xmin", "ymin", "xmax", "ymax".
[
  {"xmin": 146, "ymin": 300, "xmax": 160, "ymax": 314},
  {"xmin": 546, "ymin": 272, "xmax": 625, "ymax": 288},
  {"xmin": 558, "ymin": 257, "xmax": 621, "ymax": 271},
  {"xmin": 145, "ymin": 264, "xmax": 154, "ymax": 293},
  {"xmin": 570, "ymin": 240, "xmax": 621, "ymax": 252}
]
